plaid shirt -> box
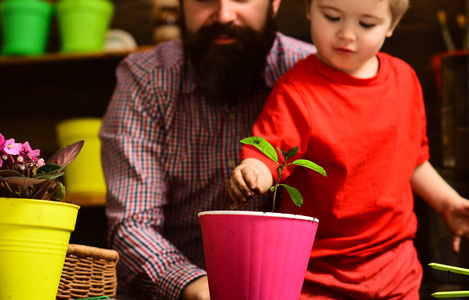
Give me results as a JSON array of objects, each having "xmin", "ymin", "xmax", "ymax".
[{"xmin": 100, "ymin": 33, "xmax": 315, "ymax": 300}]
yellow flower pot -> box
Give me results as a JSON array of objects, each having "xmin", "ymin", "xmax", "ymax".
[
  {"xmin": 56, "ymin": 118, "xmax": 106, "ymax": 197},
  {"xmin": 0, "ymin": 198, "xmax": 79, "ymax": 299}
]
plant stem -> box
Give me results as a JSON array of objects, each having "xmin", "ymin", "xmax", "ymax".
[
  {"xmin": 2, "ymin": 182, "xmax": 14, "ymax": 194},
  {"xmin": 271, "ymin": 164, "xmax": 285, "ymax": 212}
]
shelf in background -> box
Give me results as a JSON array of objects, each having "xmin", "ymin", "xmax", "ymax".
[
  {"xmin": 0, "ymin": 45, "xmax": 154, "ymax": 65},
  {"xmin": 0, "ymin": 46, "xmax": 156, "ymax": 156}
]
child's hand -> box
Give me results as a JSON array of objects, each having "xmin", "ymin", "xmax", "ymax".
[
  {"xmin": 229, "ymin": 164, "xmax": 264, "ymax": 206},
  {"xmin": 441, "ymin": 196, "xmax": 469, "ymax": 253},
  {"xmin": 228, "ymin": 158, "xmax": 272, "ymax": 206}
]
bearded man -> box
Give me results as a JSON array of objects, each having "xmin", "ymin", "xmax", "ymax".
[{"xmin": 100, "ymin": 0, "xmax": 315, "ymax": 299}]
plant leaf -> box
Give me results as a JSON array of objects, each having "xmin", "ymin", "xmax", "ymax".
[
  {"xmin": 290, "ymin": 159, "xmax": 327, "ymax": 177},
  {"xmin": 0, "ymin": 169, "xmax": 25, "ymax": 178},
  {"xmin": 280, "ymin": 146, "xmax": 299, "ymax": 163},
  {"xmin": 36, "ymin": 164, "xmax": 62, "ymax": 175},
  {"xmin": 240, "ymin": 137, "xmax": 278, "ymax": 163},
  {"xmin": 35, "ymin": 172, "xmax": 64, "ymax": 180},
  {"xmin": 278, "ymin": 148, "xmax": 287, "ymax": 158},
  {"xmin": 47, "ymin": 140, "xmax": 84, "ymax": 170},
  {"xmin": 55, "ymin": 181, "xmax": 66, "ymax": 200},
  {"xmin": 279, "ymin": 183, "xmax": 303, "ymax": 207},
  {"xmin": 4, "ymin": 176, "xmax": 46, "ymax": 189},
  {"xmin": 1, "ymin": 172, "xmax": 48, "ymax": 198}
]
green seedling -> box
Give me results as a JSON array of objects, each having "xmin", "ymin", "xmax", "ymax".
[{"xmin": 241, "ymin": 136, "xmax": 327, "ymax": 212}]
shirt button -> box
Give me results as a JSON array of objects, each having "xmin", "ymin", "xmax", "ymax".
[{"xmin": 227, "ymin": 159, "xmax": 236, "ymax": 169}]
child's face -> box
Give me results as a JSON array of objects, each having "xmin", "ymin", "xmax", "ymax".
[{"xmin": 308, "ymin": 0, "xmax": 395, "ymax": 78}]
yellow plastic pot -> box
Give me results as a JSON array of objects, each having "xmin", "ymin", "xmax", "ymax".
[
  {"xmin": 0, "ymin": 198, "xmax": 79, "ymax": 299},
  {"xmin": 56, "ymin": 118, "xmax": 106, "ymax": 197}
]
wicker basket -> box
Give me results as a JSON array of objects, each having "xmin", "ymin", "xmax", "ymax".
[{"xmin": 56, "ymin": 244, "xmax": 119, "ymax": 300}]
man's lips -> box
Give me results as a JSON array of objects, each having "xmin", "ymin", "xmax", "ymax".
[{"xmin": 213, "ymin": 35, "xmax": 237, "ymax": 44}]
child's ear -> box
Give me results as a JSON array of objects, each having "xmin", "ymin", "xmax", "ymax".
[
  {"xmin": 305, "ymin": 0, "xmax": 312, "ymax": 20},
  {"xmin": 272, "ymin": 0, "xmax": 282, "ymax": 17},
  {"xmin": 387, "ymin": 15, "xmax": 404, "ymax": 38}
]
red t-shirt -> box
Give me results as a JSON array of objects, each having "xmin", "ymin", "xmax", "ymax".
[{"xmin": 240, "ymin": 53, "xmax": 429, "ymax": 259}]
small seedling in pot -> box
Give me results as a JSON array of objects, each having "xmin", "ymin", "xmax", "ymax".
[{"xmin": 240, "ymin": 136, "xmax": 327, "ymax": 212}]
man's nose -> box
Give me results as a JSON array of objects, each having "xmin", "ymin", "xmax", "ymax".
[{"xmin": 213, "ymin": 0, "xmax": 236, "ymax": 24}]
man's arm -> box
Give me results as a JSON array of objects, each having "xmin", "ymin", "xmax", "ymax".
[
  {"xmin": 100, "ymin": 59, "xmax": 206, "ymax": 299},
  {"xmin": 410, "ymin": 161, "xmax": 469, "ymax": 253}
]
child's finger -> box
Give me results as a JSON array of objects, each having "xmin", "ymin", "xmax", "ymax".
[
  {"xmin": 230, "ymin": 168, "xmax": 255, "ymax": 198},
  {"xmin": 228, "ymin": 181, "xmax": 250, "ymax": 206},
  {"xmin": 239, "ymin": 165, "xmax": 261, "ymax": 191}
]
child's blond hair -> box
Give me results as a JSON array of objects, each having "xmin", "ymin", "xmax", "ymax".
[{"xmin": 389, "ymin": 0, "xmax": 409, "ymax": 28}]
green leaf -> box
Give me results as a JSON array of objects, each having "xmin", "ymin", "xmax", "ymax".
[
  {"xmin": 290, "ymin": 159, "xmax": 327, "ymax": 177},
  {"xmin": 35, "ymin": 172, "xmax": 64, "ymax": 180},
  {"xmin": 0, "ymin": 169, "xmax": 25, "ymax": 179},
  {"xmin": 36, "ymin": 164, "xmax": 62, "ymax": 175},
  {"xmin": 240, "ymin": 137, "xmax": 278, "ymax": 163},
  {"xmin": 279, "ymin": 184, "xmax": 303, "ymax": 207},
  {"xmin": 279, "ymin": 148, "xmax": 287, "ymax": 158},
  {"xmin": 55, "ymin": 182, "xmax": 66, "ymax": 201},
  {"xmin": 280, "ymin": 146, "xmax": 298, "ymax": 163}
]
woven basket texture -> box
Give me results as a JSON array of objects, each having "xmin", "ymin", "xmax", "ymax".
[{"xmin": 56, "ymin": 244, "xmax": 119, "ymax": 300}]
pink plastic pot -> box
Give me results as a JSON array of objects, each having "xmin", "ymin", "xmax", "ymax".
[{"xmin": 198, "ymin": 211, "xmax": 319, "ymax": 300}]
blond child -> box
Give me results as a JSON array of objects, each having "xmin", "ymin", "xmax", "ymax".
[{"xmin": 229, "ymin": 0, "xmax": 469, "ymax": 298}]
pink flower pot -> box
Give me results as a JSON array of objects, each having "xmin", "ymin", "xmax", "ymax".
[{"xmin": 198, "ymin": 211, "xmax": 319, "ymax": 300}]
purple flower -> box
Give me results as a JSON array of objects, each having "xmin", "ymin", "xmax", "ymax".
[
  {"xmin": 0, "ymin": 132, "xmax": 83, "ymax": 200},
  {"xmin": 4, "ymin": 139, "xmax": 21, "ymax": 155},
  {"xmin": 21, "ymin": 142, "xmax": 41, "ymax": 162},
  {"xmin": 0, "ymin": 134, "xmax": 4, "ymax": 168},
  {"xmin": 37, "ymin": 158, "xmax": 45, "ymax": 168},
  {"xmin": 0, "ymin": 133, "xmax": 4, "ymax": 151}
]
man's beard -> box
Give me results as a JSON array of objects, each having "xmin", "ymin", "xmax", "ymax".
[{"xmin": 182, "ymin": 13, "xmax": 277, "ymax": 105}]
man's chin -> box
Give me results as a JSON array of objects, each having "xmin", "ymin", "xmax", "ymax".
[{"xmin": 183, "ymin": 16, "xmax": 277, "ymax": 105}]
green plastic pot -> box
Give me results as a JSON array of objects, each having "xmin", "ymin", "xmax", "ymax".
[
  {"xmin": 0, "ymin": 0, "xmax": 53, "ymax": 55},
  {"xmin": 56, "ymin": 0, "xmax": 114, "ymax": 53}
]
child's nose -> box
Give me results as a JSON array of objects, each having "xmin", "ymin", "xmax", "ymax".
[{"xmin": 337, "ymin": 26, "xmax": 356, "ymax": 41}]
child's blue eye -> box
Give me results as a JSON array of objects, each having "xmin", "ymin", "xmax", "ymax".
[
  {"xmin": 359, "ymin": 22, "xmax": 375, "ymax": 28},
  {"xmin": 324, "ymin": 14, "xmax": 340, "ymax": 22}
]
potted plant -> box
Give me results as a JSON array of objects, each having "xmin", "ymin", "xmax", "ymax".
[
  {"xmin": 0, "ymin": 132, "xmax": 84, "ymax": 300},
  {"xmin": 198, "ymin": 137, "xmax": 327, "ymax": 300}
]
